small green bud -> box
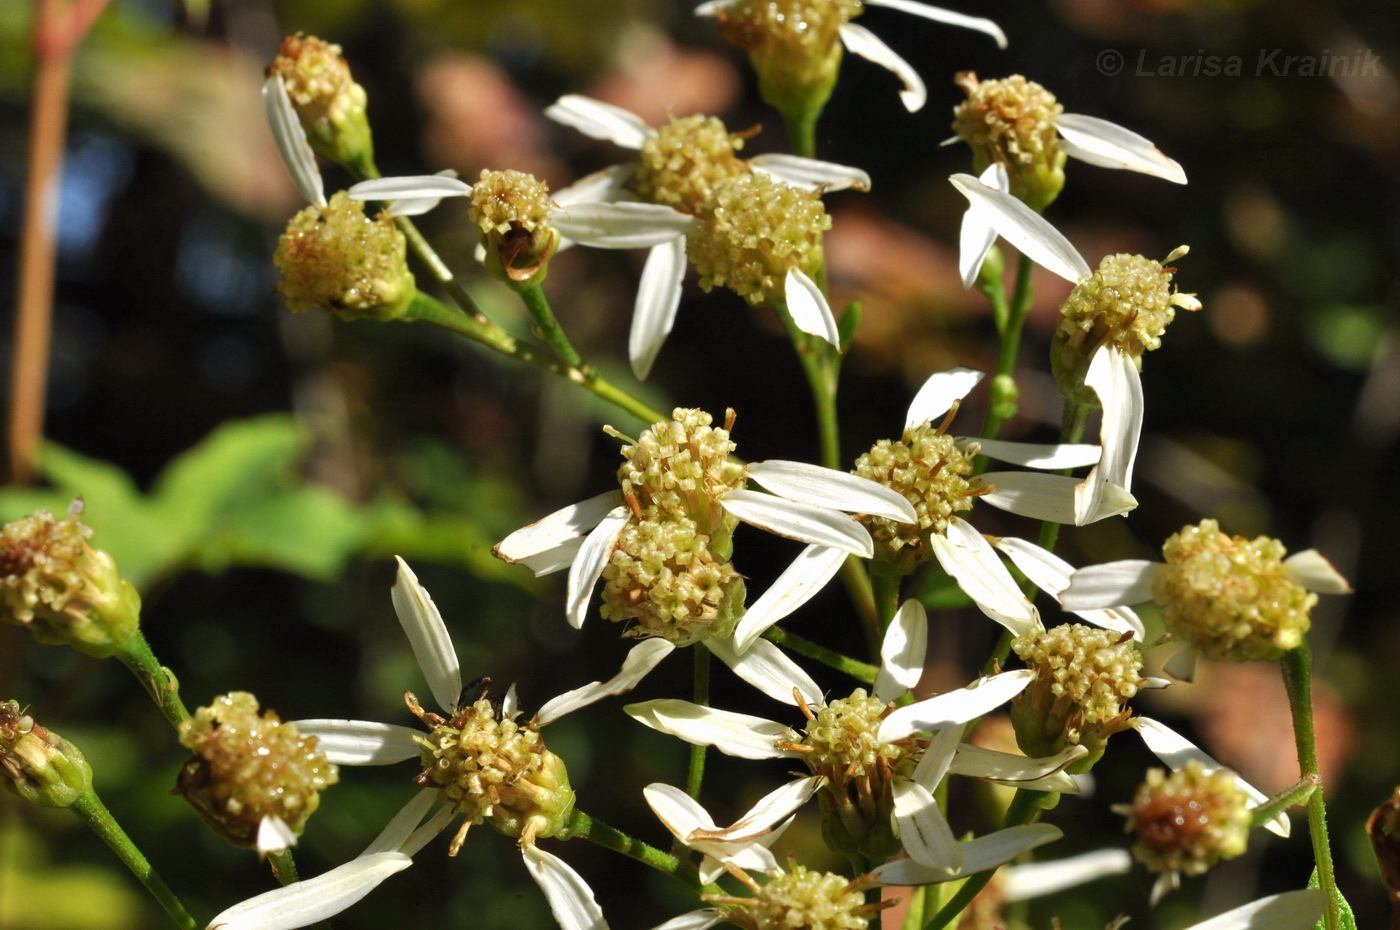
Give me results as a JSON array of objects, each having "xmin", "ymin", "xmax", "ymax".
[
  {"xmin": 1120, "ymin": 760, "xmax": 1251, "ymax": 885},
  {"xmin": 987, "ymin": 373, "xmax": 1018, "ymax": 424},
  {"xmin": 273, "ymin": 191, "xmax": 416, "ymax": 321},
  {"xmin": 636, "ymin": 114, "xmax": 749, "ymax": 215},
  {"xmin": 0, "ymin": 701, "xmax": 93, "ymax": 808},
  {"xmin": 952, "ymin": 72, "xmax": 1066, "ymax": 211},
  {"xmin": 175, "ymin": 692, "xmax": 339, "ymax": 848},
  {"xmin": 267, "ymin": 34, "xmax": 374, "ymax": 170},
  {"xmin": 0, "ymin": 502, "xmax": 141, "ymax": 659},
  {"xmin": 468, "ymin": 169, "xmax": 561, "ymax": 287}
]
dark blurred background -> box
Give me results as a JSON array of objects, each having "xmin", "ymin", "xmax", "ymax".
[{"xmin": 1, "ymin": 0, "xmax": 1398, "ymax": 927}]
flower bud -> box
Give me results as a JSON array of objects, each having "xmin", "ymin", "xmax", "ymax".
[
  {"xmin": 636, "ymin": 114, "xmax": 749, "ymax": 215},
  {"xmin": 952, "ymin": 73, "xmax": 1066, "ymax": 211},
  {"xmin": 1151, "ymin": 519, "xmax": 1313, "ymax": 662},
  {"xmin": 0, "ymin": 503, "xmax": 141, "ymax": 658},
  {"xmin": 175, "ymin": 692, "xmax": 338, "ymax": 848},
  {"xmin": 1120, "ymin": 760, "xmax": 1250, "ymax": 886},
  {"xmin": 1010, "ymin": 624, "xmax": 1142, "ymax": 770},
  {"xmin": 468, "ymin": 169, "xmax": 561, "ymax": 287},
  {"xmin": 0, "ymin": 701, "xmax": 92, "ymax": 808},
  {"xmin": 267, "ymin": 34, "xmax": 374, "ymax": 170},
  {"xmin": 274, "ymin": 191, "xmax": 416, "ymax": 321}
]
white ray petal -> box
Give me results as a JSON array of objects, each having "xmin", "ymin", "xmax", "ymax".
[
  {"xmin": 534, "ymin": 640, "xmax": 676, "ymax": 726},
  {"xmin": 1183, "ymin": 890, "xmax": 1324, "ymax": 930},
  {"xmin": 912, "ymin": 725, "xmax": 962, "ymax": 791},
  {"xmin": 207, "ymin": 852, "xmax": 412, "ymax": 930},
  {"xmin": 1076, "ymin": 346, "xmax": 1143, "ymax": 524},
  {"xmin": 783, "ymin": 268, "xmax": 841, "ymax": 347},
  {"xmin": 400, "ymin": 802, "xmax": 457, "ymax": 857},
  {"xmin": 257, "ymin": 815, "xmax": 297, "ymax": 853},
  {"xmin": 875, "ymin": 599, "xmax": 928, "ymax": 702},
  {"xmin": 651, "ymin": 910, "xmax": 726, "ymax": 930},
  {"xmin": 930, "ymin": 516, "xmax": 1039, "ymax": 637},
  {"xmin": 709, "ymin": 636, "xmax": 822, "ymax": 707},
  {"xmin": 1282, "ymin": 550, "xmax": 1352, "ymax": 594},
  {"xmin": 864, "ymin": 0, "xmax": 1007, "ymax": 48},
  {"xmin": 1135, "ymin": 718, "xmax": 1289, "ymax": 837},
  {"xmin": 1055, "ymin": 113, "xmax": 1187, "ymax": 184},
  {"xmin": 566, "ymin": 506, "xmax": 631, "ymax": 629},
  {"xmin": 992, "ymin": 536, "xmax": 1144, "ymax": 639},
  {"xmin": 262, "ymin": 75, "xmax": 325, "ymax": 208},
  {"xmin": 631, "ymin": 237, "xmax": 688, "ymax": 380},
  {"xmin": 973, "ymin": 439, "xmax": 1102, "ymax": 470},
  {"xmin": 362, "ymin": 789, "xmax": 442, "ymax": 856},
  {"xmin": 550, "ymin": 202, "xmax": 697, "ymax": 250},
  {"xmin": 521, "ymin": 844, "xmax": 610, "ymax": 930},
  {"xmin": 894, "ymin": 780, "xmax": 961, "ymax": 869},
  {"xmin": 947, "ymin": 744, "xmax": 1089, "ymax": 784},
  {"xmin": 838, "ymin": 23, "xmax": 927, "ymax": 111},
  {"xmin": 694, "ymin": 0, "xmax": 738, "ymax": 13},
  {"xmin": 905, "ymin": 367, "xmax": 984, "ymax": 430},
  {"xmin": 687, "ymin": 776, "xmax": 823, "ymax": 843},
  {"xmin": 495, "ymin": 490, "xmax": 624, "ymax": 563},
  {"xmin": 502, "ymin": 683, "xmax": 521, "ymax": 720},
  {"xmin": 977, "ymin": 471, "xmax": 1084, "ymax": 524},
  {"xmin": 732, "ymin": 544, "xmax": 849, "ymax": 653},
  {"xmin": 878, "ymin": 670, "xmax": 1034, "ymax": 743},
  {"xmin": 721, "ymin": 489, "xmax": 874, "ymax": 557},
  {"xmin": 873, "ymin": 824, "xmax": 1062, "ymax": 886},
  {"xmin": 1059, "ymin": 561, "xmax": 1161, "ymax": 610},
  {"xmin": 519, "ymin": 538, "xmax": 587, "ymax": 577},
  {"xmin": 1163, "ymin": 646, "xmax": 1198, "ymax": 682},
  {"xmin": 375, "ymin": 170, "xmax": 460, "ymax": 217},
  {"xmin": 959, "ymin": 163, "xmax": 1006, "ymax": 289},
  {"xmin": 348, "ymin": 175, "xmax": 473, "ymax": 202},
  {"xmin": 626, "ymin": 700, "xmax": 795, "ymax": 760},
  {"xmin": 1000, "ymin": 848, "xmax": 1132, "ymax": 902},
  {"xmin": 748, "ymin": 460, "xmax": 917, "ymax": 522},
  {"xmin": 553, "ymin": 165, "xmax": 637, "ymax": 207},
  {"xmin": 391, "ymin": 558, "xmax": 462, "ymax": 713},
  {"xmin": 749, "ymin": 154, "xmax": 872, "ymax": 192},
  {"xmin": 645, "ymin": 782, "xmax": 719, "ymax": 839},
  {"xmin": 294, "ymin": 720, "xmax": 422, "ymax": 765},
  {"xmin": 948, "ymin": 174, "xmax": 1091, "ymax": 282},
  {"xmin": 544, "ymin": 95, "xmax": 652, "ymax": 150}
]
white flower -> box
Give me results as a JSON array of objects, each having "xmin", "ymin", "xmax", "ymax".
[
  {"xmin": 544, "ymin": 95, "xmax": 872, "ymax": 377},
  {"xmin": 695, "ymin": 0, "xmax": 1007, "ymax": 113}
]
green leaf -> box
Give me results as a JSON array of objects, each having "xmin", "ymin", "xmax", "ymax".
[
  {"xmin": 359, "ymin": 498, "xmax": 532, "ymax": 589},
  {"xmin": 1308, "ymin": 866, "xmax": 1357, "ymax": 930},
  {"xmin": 193, "ymin": 487, "xmax": 370, "ymax": 581}
]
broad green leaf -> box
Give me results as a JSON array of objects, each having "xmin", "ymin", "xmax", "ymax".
[
  {"xmin": 360, "ymin": 498, "xmax": 532, "ymax": 588},
  {"xmin": 1308, "ymin": 866, "xmax": 1357, "ymax": 930},
  {"xmin": 193, "ymin": 487, "xmax": 370, "ymax": 581}
]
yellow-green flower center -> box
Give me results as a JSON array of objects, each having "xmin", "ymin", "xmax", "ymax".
[
  {"xmin": 952, "ymin": 73, "xmax": 1066, "ymax": 210},
  {"xmin": 636, "ymin": 115, "xmax": 749, "ymax": 215},
  {"xmin": 800, "ymin": 690, "xmax": 909, "ymax": 776},
  {"xmin": 852, "ymin": 424, "xmax": 978, "ymax": 567},
  {"xmin": 267, "ymin": 33, "xmax": 372, "ymax": 167},
  {"xmin": 749, "ymin": 864, "xmax": 870, "ymax": 930},
  {"xmin": 618, "ymin": 408, "xmax": 748, "ymax": 534},
  {"xmin": 1124, "ymin": 760, "xmax": 1251, "ymax": 879}
]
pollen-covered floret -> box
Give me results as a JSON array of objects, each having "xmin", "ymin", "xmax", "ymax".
[
  {"xmin": 274, "ymin": 191, "xmax": 416, "ymax": 321},
  {"xmin": 747, "ymin": 864, "xmax": 871, "ymax": 930},
  {"xmin": 618, "ymin": 409, "xmax": 747, "ymax": 535},
  {"xmin": 952, "ymin": 73, "xmax": 1066, "ymax": 210},
  {"xmin": 176, "ymin": 692, "xmax": 338, "ymax": 847},
  {"xmin": 852, "ymin": 424, "xmax": 978, "ymax": 566},
  {"xmin": 636, "ymin": 115, "xmax": 749, "ymax": 215},
  {"xmin": 1151, "ymin": 519, "xmax": 1315, "ymax": 662},
  {"xmin": 267, "ymin": 34, "xmax": 371, "ymax": 167},
  {"xmin": 1123, "ymin": 760, "xmax": 1251, "ymax": 880},
  {"xmin": 799, "ymin": 690, "xmax": 910, "ymax": 777},
  {"xmin": 688, "ymin": 173, "xmax": 831, "ymax": 307},
  {"xmin": 716, "ymin": 0, "xmax": 863, "ymax": 117},
  {"xmin": 469, "ymin": 169, "xmax": 554, "ymax": 235}
]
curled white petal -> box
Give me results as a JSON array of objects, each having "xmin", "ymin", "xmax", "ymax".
[
  {"xmin": 748, "ymin": 460, "xmax": 917, "ymax": 522},
  {"xmin": 521, "ymin": 844, "xmax": 610, "ymax": 930},
  {"xmin": 878, "ymin": 669, "xmax": 1034, "ymax": 743},
  {"xmin": 905, "ymin": 367, "xmax": 984, "ymax": 431},
  {"xmin": 783, "ymin": 268, "xmax": 841, "ymax": 347},
  {"xmin": 930, "ymin": 516, "xmax": 1039, "ymax": 637},
  {"xmin": 949, "ymin": 174, "xmax": 1091, "ymax": 282},
  {"xmin": 1076, "ymin": 346, "xmax": 1143, "ymax": 524},
  {"xmin": 631, "ymin": 237, "xmax": 688, "ymax": 380},
  {"xmin": 1282, "ymin": 549, "xmax": 1352, "ymax": 594},
  {"xmin": 534, "ymin": 639, "xmax": 676, "ymax": 726},
  {"xmin": 566, "ymin": 506, "xmax": 631, "ymax": 629},
  {"xmin": 838, "ymin": 22, "xmax": 927, "ymax": 111},
  {"xmin": 1060, "ymin": 560, "xmax": 1161, "ymax": 610},
  {"xmin": 958, "ymin": 162, "xmax": 1007, "ymax": 289},
  {"xmin": 391, "ymin": 558, "xmax": 462, "ymax": 713},
  {"xmin": 495, "ymin": 490, "xmax": 624, "ymax": 563},
  {"xmin": 626, "ymin": 700, "xmax": 795, "ymax": 760},
  {"xmin": 749, "ymin": 154, "xmax": 872, "ymax": 192},
  {"xmin": 262, "ymin": 75, "xmax": 325, "ymax": 209},
  {"xmin": 1055, "ymin": 113, "xmax": 1186, "ymax": 184},
  {"xmin": 978, "ymin": 471, "xmax": 1088, "ymax": 524},
  {"xmin": 544, "ymin": 95, "xmax": 652, "ymax": 150},
  {"xmin": 992, "ymin": 536, "xmax": 1144, "ymax": 639},
  {"xmin": 732, "ymin": 544, "xmax": 848, "ymax": 653},
  {"xmin": 687, "ymin": 776, "xmax": 823, "ymax": 843},
  {"xmin": 1000, "ymin": 848, "xmax": 1132, "ymax": 902},
  {"xmin": 519, "ymin": 538, "xmax": 587, "ymax": 577},
  {"xmin": 864, "ymin": 0, "xmax": 1007, "ymax": 48},
  {"xmin": 720, "ymin": 489, "xmax": 875, "ymax": 557},
  {"xmin": 550, "ymin": 202, "xmax": 697, "ymax": 250},
  {"xmin": 875, "ymin": 599, "xmax": 928, "ymax": 702},
  {"xmin": 708, "ymin": 636, "xmax": 822, "ymax": 707},
  {"xmin": 294, "ymin": 719, "xmax": 422, "ymax": 766},
  {"xmin": 207, "ymin": 852, "xmax": 412, "ymax": 930}
]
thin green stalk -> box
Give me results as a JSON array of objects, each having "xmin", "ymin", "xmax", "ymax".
[
  {"xmin": 568, "ymin": 809, "xmax": 706, "ymax": 892},
  {"xmin": 268, "ymin": 848, "xmax": 299, "ymax": 885},
  {"xmin": 978, "ymin": 252, "xmax": 1036, "ymax": 444},
  {"xmin": 763, "ymin": 627, "xmax": 877, "ymax": 684},
  {"xmin": 1283, "ymin": 640, "xmax": 1343, "ymax": 930},
  {"xmin": 1251, "ymin": 775, "xmax": 1319, "ymax": 827},
  {"xmin": 870, "ymin": 569, "xmax": 902, "ymax": 634},
  {"xmin": 922, "ymin": 789, "xmax": 1044, "ymax": 930},
  {"xmin": 779, "ymin": 101, "xmax": 821, "ymax": 159},
  {"xmin": 687, "ymin": 645, "xmax": 711, "ymax": 800},
  {"xmin": 840, "ymin": 557, "xmax": 883, "ymax": 660},
  {"xmin": 517, "ymin": 281, "xmax": 585, "ymax": 370},
  {"xmin": 406, "ymin": 293, "xmax": 666, "ymax": 425},
  {"xmin": 115, "ymin": 631, "xmax": 188, "ymax": 729},
  {"xmin": 71, "ymin": 792, "xmax": 197, "ymax": 929}
]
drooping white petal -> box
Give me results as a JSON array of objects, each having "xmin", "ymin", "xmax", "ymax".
[
  {"xmin": 383, "ymin": 170, "xmax": 462, "ymax": 217},
  {"xmin": 749, "ymin": 154, "xmax": 872, "ymax": 192},
  {"xmin": 550, "ymin": 202, "xmax": 697, "ymax": 249},
  {"xmin": 929, "ymin": 516, "xmax": 1039, "ymax": 637},
  {"xmin": 1000, "ymin": 849, "xmax": 1132, "ymax": 902},
  {"xmin": 519, "ymin": 538, "xmax": 587, "ymax": 577},
  {"xmin": 1163, "ymin": 646, "xmax": 1198, "ymax": 683},
  {"xmin": 651, "ymin": 910, "xmax": 726, "ymax": 930},
  {"xmin": 521, "ymin": 844, "xmax": 610, "ymax": 930},
  {"xmin": 977, "ymin": 472, "xmax": 1089, "ymax": 524},
  {"xmin": 347, "ymin": 175, "xmax": 473, "ymax": 203},
  {"xmin": 732, "ymin": 545, "xmax": 848, "ymax": 653},
  {"xmin": 495, "ymin": 491, "xmax": 624, "ymax": 563},
  {"xmin": 553, "ymin": 165, "xmax": 637, "ymax": 207},
  {"xmin": 893, "ymin": 780, "xmax": 961, "ymax": 869},
  {"xmin": 864, "ymin": 0, "xmax": 1007, "ymax": 48},
  {"xmin": 873, "ymin": 824, "xmax": 1063, "ymax": 886},
  {"xmin": 878, "ymin": 669, "xmax": 1035, "ymax": 743},
  {"xmin": 838, "ymin": 22, "xmax": 927, "ymax": 111},
  {"xmin": 1076, "ymin": 346, "xmax": 1143, "ymax": 524},
  {"xmin": 720, "ymin": 489, "xmax": 875, "ymax": 557},
  {"xmin": 1135, "ymin": 717, "xmax": 1289, "ymax": 837},
  {"xmin": 993, "ymin": 536, "xmax": 1145, "ymax": 639},
  {"xmin": 708, "ymin": 636, "xmax": 822, "ymax": 707},
  {"xmin": 544, "ymin": 95, "xmax": 652, "ymax": 150},
  {"xmin": 905, "ymin": 367, "xmax": 985, "ymax": 431},
  {"xmin": 362, "ymin": 789, "xmax": 443, "ymax": 856},
  {"xmin": 971, "ymin": 439, "xmax": 1101, "ymax": 470},
  {"xmin": 686, "ymin": 776, "xmax": 823, "ymax": 843},
  {"xmin": 566, "ymin": 506, "xmax": 631, "ymax": 629},
  {"xmin": 262, "ymin": 76, "xmax": 325, "ymax": 209},
  {"xmin": 626, "ymin": 700, "xmax": 795, "ymax": 760},
  {"xmin": 207, "ymin": 852, "xmax": 412, "ymax": 930},
  {"xmin": 748, "ymin": 460, "xmax": 917, "ymax": 522},
  {"xmin": 958, "ymin": 162, "xmax": 1006, "ymax": 289},
  {"xmin": 875, "ymin": 599, "xmax": 929, "ymax": 702},
  {"xmin": 257, "ymin": 815, "xmax": 297, "ymax": 853},
  {"xmin": 1059, "ymin": 561, "xmax": 1161, "ymax": 610},
  {"xmin": 783, "ymin": 268, "xmax": 841, "ymax": 347},
  {"xmin": 1054, "ymin": 113, "xmax": 1187, "ymax": 185},
  {"xmin": 391, "ymin": 558, "xmax": 463, "ymax": 713},
  {"xmin": 534, "ymin": 639, "xmax": 676, "ymax": 726},
  {"xmin": 295, "ymin": 720, "xmax": 422, "ymax": 766},
  {"xmin": 947, "ymin": 744, "xmax": 1089, "ymax": 786},
  {"xmin": 1183, "ymin": 890, "xmax": 1325, "ymax": 930},
  {"xmin": 1282, "ymin": 550, "xmax": 1352, "ymax": 594},
  {"xmin": 631, "ymin": 237, "xmax": 688, "ymax": 379},
  {"xmin": 948, "ymin": 174, "xmax": 1092, "ymax": 283}
]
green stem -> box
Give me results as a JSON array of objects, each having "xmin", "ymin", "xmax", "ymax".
[
  {"xmin": 762, "ymin": 627, "xmax": 877, "ymax": 685},
  {"xmin": 870, "ymin": 569, "xmax": 903, "ymax": 634},
  {"xmin": 406, "ymin": 293, "xmax": 666, "ymax": 425},
  {"xmin": 268, "ymin": 848, "xmax": 299, "ymax": 885},
  {"xmin": 71, "ymin": 792, "xmax": 197, "ymax": 929},
  {"xmin": 978, "ymin": 252, "xmax": 1036, "ymax": 444},
  {"xmin": 840, "ymin": 557, "xmax": 883, "ymax": 661},
  {"xmin": 115, "ymin": 631, "xmax": 188, "ymax": 729},
  {"xmin": 779, "ymin": 102, "xmax": 821, "ymax": 159},
  {"xmin": 687, "ymin": 645, "xmax": 711, "ymax": 799},
  {"xmin": 1251, "ymin": 775, "xmax": 1320, "ymax": 827},
  {"xmin": 568, "ymin": 809, "xmax": 706, "ymax": 893},
  {"xmin": 922, "ymin": 789, "xmax": 1044, "ymax": 930},
  {"xmin": 1283, "ymin": 641, "xmax": 1343, "ymax": 930},
  {"xmin": 517, "ymin": 281, "xmax": 585, "ymax": 370}
]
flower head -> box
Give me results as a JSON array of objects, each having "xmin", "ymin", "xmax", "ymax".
[
  {"xmin": 0, "ymin": 700, "xmax": 92, "ymax": 808},
  {"xmin": 266, "ymin": 34, "xmax": 372, "ymax": 170},
  {"xmin": 467, "ymin": 169, "xmax": 562, "ymax": 283},
  {"xmin": 636, "ymin": 114, "xmax": 749, "ymax": 212}
]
